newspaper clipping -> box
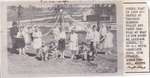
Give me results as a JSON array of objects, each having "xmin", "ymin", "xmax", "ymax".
[
  {"xmin": 0, "ymin": 0, "xmax": 149, "ymax": 77},
  {"xmin": 123, "ymin": 2, "xmax": 149, "ymax": 73}
]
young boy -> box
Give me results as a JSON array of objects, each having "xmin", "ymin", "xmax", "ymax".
[
  {"xmin": 49, "ymin": 42, "xmax": 59, "ymax": 59},
  {"xmin": 89, "ymin": 25, "xmax": 100, "ymax": 60},
  {"xmin": 39, "ymin": 41, "xmax": 49, "ymax": 61},
  {"xmin": 79, "ymin": 42, "xmax": 89, "ymax": 61}
]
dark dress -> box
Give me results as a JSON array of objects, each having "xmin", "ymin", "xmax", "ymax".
[
  {"xmin": 16, "ymin": 38, "xmax": 25, "ymax": 48},
  {"xmin": 90, "ymin": 41, "xmax": 95, "ymax": 52},
  {"xmin": 16, "ymin": 31, "xmax": 25, "ymax": 48},
  {"xmin": 58, "ymin": 39, "xmax": 65, "ymax": 52},
  {"xmin": 9, "ymin": 26, "xmax": 18, "ymax": 49},
  {"xmin": 89, "ymin": 41, "xmax": 95, "ymax": 58}
]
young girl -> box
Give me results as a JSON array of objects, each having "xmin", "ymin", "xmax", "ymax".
[
  {"xmin": 53, "ymin": 27, "xmax": 60, "ymax": 46},
  {"xmin": 16, "ymin": 26, "xmax": 25, "ymax": 55},
  {"xmin": 99, "ymin": 23, "xmax": 107, "ymax": 51},
  {"xmin": 69, "ymin": 29, "xmax": 78, "ymax": 60},
  {"xmin": 22, "ymin": 26, "xmax": 32, "ymax": 49},
  {"xmin": 58, "ymin": 27, "xmax": 66, "ymax": 59},
  {"xmin": 103, "ymin": 26, "xmax": 114, "ymax": 55},
  {"xmin": 32, "ymin": 26, "xmax": 42, "ymax": 57}
]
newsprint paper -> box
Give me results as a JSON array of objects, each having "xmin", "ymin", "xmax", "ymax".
[{"xmin": 0, "ymin": 0, "xmax": 150, "ymax": 77}]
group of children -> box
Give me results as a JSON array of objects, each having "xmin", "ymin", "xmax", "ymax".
[
  {"xmin": 13, "ymin": 24, "xmax": 42, "ymax": 56},
  {"xmin": 9, "ymin": 22, "xmax": 114, "ymax": 62},
  {"xmin": 39, "ymin": 23, "xmax": 114, "ymax": 62}
]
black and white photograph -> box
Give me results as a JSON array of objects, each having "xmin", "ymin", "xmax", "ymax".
[{"xmin": 5, "ymin": 1, "xmax": 119, "ymax": 75}]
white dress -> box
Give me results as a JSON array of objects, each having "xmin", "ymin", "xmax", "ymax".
[
  {"xmin": 22, "ymin": 27, "xmax": 32, "ymax": 45},
  {"xmin": 53, "ymin": 27, "xmax": 60, "ymax": 41},
  {"xmin": 100, "ymin": 26, "xmax": 107, "ymax": 37},
  {"xmin": 104, "ymin": 32, "xmax": 113, "ymax": 49},
  {"xmin": 93, "ymin": 31, "xmax": 100, "ymax": 43},
  {"xmin": 99, "ymin": 26, "xmax": 107, "ymax": 49},
  {"xmin": 58, "ymin": 31, "xmax": 66, "ymax": 39},
  {"xmin": 87, "ymin": 30, "xmax": 100, "ymax": 46},
  {"xmin": 86, "ymin": 27, "xmax": 92, "ymax": 40},
  {"xmin": 69, "ymin": 33, "xmax": 78, "ymax": 51},
  {"xmin": 32, "ymin": 31, "xmax": 42, "ymax": 49}
]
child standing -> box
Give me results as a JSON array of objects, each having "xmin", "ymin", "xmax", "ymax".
[
  {"xmin": 99, "ymin": 23, "xmax": 107, "ymax": 51},
  {"xmin": 32, "ymin": 26, "xmax": 42, "ymax": 57},
  {"xmin": 86, "ymin": 25, "xmax": 100, "ymax": 61},
  {"xmin": 16, "ymin": 26, "xmax": 25, "ymax": 55},
  {"xmin": 90, "ymin": 25, "xmax": 100, "ymax": 56},
  {"xmin": 103, "ymin": 26, "xmax": 114, "ymax": 55},
  {"xmin": 22, "ymin": 26, "xmax": 32, "ymax": 49},
  {"xmin": 58, "ymin": 27, "xmax": 66, "ymax": 59},
  {"xmin": 69, "ymin": 30, "xmax": 78, "ymax": 60}
]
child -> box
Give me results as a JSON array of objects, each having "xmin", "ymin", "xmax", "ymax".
[
  {"xmin": 69, "ymin": 30, "xmax": 78, "ymax": 60},
  {"xmin": 57, "ymin": 27, "xmax": 66, "ymax": 59},
  {"xmin": 22, "ymin": 25, "xmax": 32, "ymax": 49},
  {"xmin": 103, "ymin": 26, "xmax": 114, "ymax": 55},
  {"xmin": 99, "ymin": 23, "xmax": 107, "ymax": 51},
  {"xmin": 79, "ymin": 42, "xmax": 89, "ymax": 61},
  {"xmin": 32, "ymin": 26, "xmax": 42, "ymax": 57},
  {"xmin": 16, "ymin": 26, "xmax": 25, "ymax": 55},
  {"xmin": 86, "ymin": 24, "xmax": 92, "ymax": 40},
  {"xmin": 39, "ymin": 41, "xmax": 49, "ymax": 61},
  {"xmin": 49, "ymin": 42, "xmax": 59, "ymax": 59},
  {"xmin": 9, "ymin": 21, "xmax": 19, "ymax": 53},
  {"xmin": 88, "ymin": 25, "xmax": 100, "ymax": 59}
]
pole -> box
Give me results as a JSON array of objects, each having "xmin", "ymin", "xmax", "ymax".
[{"xmin": 17, "ymin": 5, "xmax": 22, "ymax": 28}]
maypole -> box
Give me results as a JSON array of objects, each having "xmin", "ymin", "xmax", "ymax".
[
  {"xmin": 43, "ymin": 0, "xmax": 68, "ymax": 36},
  {"xmin": 56, "ymin": 0, "xmax": 67, "ymax": 27}
]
